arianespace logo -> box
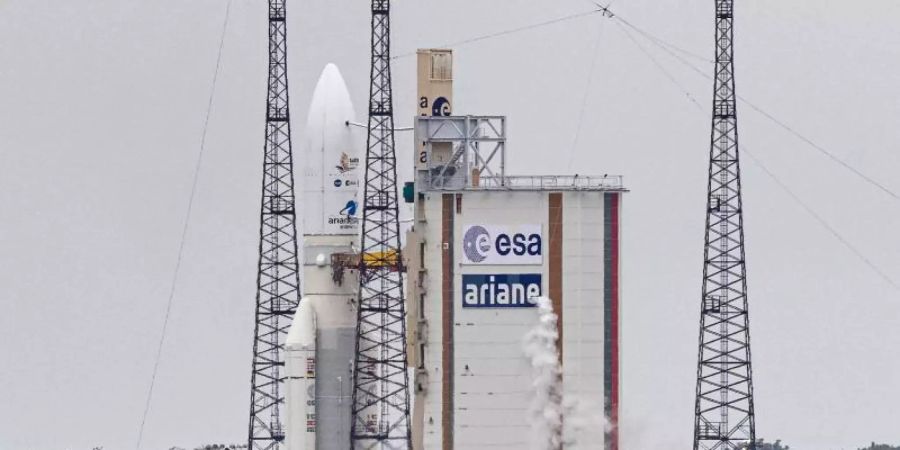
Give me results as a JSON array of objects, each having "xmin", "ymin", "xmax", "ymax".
[
  {"xmin": 328, "ymin": 200, "xmax": 359, "ymax": 229},
  {"xmin": 462, "ymin": 274, "xmax": 542, "ymax": 308},
  {"xmin": 462, "ymin": 224, "xmax": 543, "ymax": 265}
]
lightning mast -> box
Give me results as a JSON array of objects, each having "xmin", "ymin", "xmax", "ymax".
[
  {"xmin": 350, "ymin": 1, "xmax": 412, "ymax": 448},
  {"xmin": 247, "ymin": 1, "xmax": 301, "ymax": 449},
  {"xmin": 693, "ymin": 1, "xmax": 757, "ymax": 449}
]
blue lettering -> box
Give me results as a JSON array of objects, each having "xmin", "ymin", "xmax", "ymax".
[
  {"xmin": 496, "ymin": 234, "xmax": 511, "ymax": 255},
  {"xmin": 527, "ymin": 234, "xmax": 542, "ymax": 256},
  {"xmin": 512, "ymin": 233, "xmax": 527, "ymax": 255}
]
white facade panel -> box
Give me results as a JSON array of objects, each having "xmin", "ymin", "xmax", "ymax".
[
  {"xmin": 561, "ymin": 192, "xmax": 608, "ymax": 447},
  {"xmin": 451, "ymin": 192, "xmax": 547, "ymax": 448}
]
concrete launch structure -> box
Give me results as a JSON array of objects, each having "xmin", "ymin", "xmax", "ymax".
[{"xmin": 284, "ymin": 54, "xmax": 625, "ymax": 450}]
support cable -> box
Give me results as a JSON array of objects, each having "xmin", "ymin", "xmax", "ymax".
[
  {"xmin": 740, "ymin": 100, "xmax": 900, "ymax": 203},
  {"xmin": 615, "ymin": 17, "xmax": 900, "ymax": 204},
  {"xmin": 615, "ymin": 21, "xmax": 704, "ymax": 110},
  {"xmin": 428, "ymin": 0, "xmax": 898, "ymax": 204},
  {"xmin": 134, "ymin": 1, "xmax": 233, "ymax": 448},
  {"xmin": 615, "ymin": 21, "xmax": 900, "ymax": 293},
  {"xmin": 614, "ymin": 16, "xmax": 712, "ymax": 63},
  {"xmin": 567, "ymin": 11, "xmax": 608, "ymax": 171},
  {"xmin": 742, "ymin": 151, "xmax": 900, "ymax": 291},
  {"xmin": 346, "ymin": 120, "xmax": 413, "ymax": 131},
  {"xmin": 392, "ymin": 9, "xmax": 602, "ymax": 59}
]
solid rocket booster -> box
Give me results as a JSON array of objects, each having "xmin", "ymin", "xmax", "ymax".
[
  {"xmin": 289, "ymin": 63, "xmax": 360, "ymax": 450},
  {"xmin": 285, "ymin": 299, "xmax": 316, "ymax": 450}
]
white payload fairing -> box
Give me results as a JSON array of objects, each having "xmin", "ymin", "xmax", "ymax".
[
  {"xmin": 286, "ymin": 63, "xmax": 361, "ymax": 450},
  {"xmin": 302, "ymin": 63, "xmax": 361, "ymax": 236}
]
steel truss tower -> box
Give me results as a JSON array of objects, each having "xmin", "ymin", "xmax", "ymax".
[
  {"xmin": 693, "ymin": 1, "xmax": 757, "ymax": 449},
  {"xmin": 350, "ymin": 1, "xmax": 412, "ymax": 449},
  {"xmin": 247, "ymin": 1, "xmax": 300, "ymax": 449}
]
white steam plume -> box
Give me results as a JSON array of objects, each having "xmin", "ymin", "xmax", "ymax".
[
  {"xmin": 523, "ymin": 296, "xmax": 564, "ymax": 450},
  {"xmin": 524, "ymin": 296, "xmax": 612, "ymax": 448}
]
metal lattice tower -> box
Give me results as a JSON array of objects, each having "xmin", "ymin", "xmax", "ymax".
[
  {"xmin": 247, "ymin": 1, "xmax": 300, "ymax": 449},
  {"xmin": 693, "ymin": 1, "xmax": 757, "ymax": 449},
  {"xmin": 350, "ymin": 1, "xmax": 412, "ymax": 449}
]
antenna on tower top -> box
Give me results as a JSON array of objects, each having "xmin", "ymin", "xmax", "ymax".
[{"xmin": 693, "ymin": 1, "xmax": 757, "ymax": 449}]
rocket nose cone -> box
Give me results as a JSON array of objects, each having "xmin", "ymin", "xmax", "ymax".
[
  {"xmin": 306, "ymin": 63, "xmax": 357, "ymax": 127},
  {"xmin": 286, "ymin": 299, "xmax": 316, "ymax": 348},
  {"xmin": 321, "ymin": 63, "xmax": 342, "ymax": 84}
]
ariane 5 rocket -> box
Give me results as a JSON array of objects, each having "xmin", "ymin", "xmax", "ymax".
[{"xmin": 286, "ymin": 63, "xmax": 361, "ymax": 450}]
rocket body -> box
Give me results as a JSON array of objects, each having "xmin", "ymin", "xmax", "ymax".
[{"xmin": 286, "ymin": 63, "xmax": 360, "ymax": 450}]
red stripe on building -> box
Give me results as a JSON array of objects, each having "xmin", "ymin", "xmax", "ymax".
[{"xmin": 610, "ymin": 193, "xmax": 620, "ymax": 450}]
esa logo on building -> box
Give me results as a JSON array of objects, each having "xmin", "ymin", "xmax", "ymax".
[
  {"xmin": 462, "ymin": 224, "xmax": 543, "ymax": 265},
  {"xmin": 462, "ymin": 274, "xmax": 542, "ymax": 308}
]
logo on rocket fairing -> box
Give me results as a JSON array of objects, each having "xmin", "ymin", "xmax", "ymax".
[
  {"xmin": 340, "ymin": 200, "xmax": 358, "ymax": 217},
  {"xmin": 335, "ymin": 152, "xmax": 359, "ymax": 174},
  {"xmin": 328, "ymin": 200, "xmax": 359, "ymax": 229},
  {"xmin": 463, "ymin": 225, "xmax": 491, "ymax": 263}
]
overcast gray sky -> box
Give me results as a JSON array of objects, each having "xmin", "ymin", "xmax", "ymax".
[{"xmin": 2, "ymin": 1, "xmax": 899, "ymax": 449}]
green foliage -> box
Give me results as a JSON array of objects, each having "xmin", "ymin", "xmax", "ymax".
[
  {"xmin": 737, "ymin": 439, "xmax": 790, "ymax": 450},
  {"xmin": 192, "ymin": 446, "xmax": 247, "ymax": 450},
  {"xmin": 858, "ymin": 444, "xmax": 900, "ymax": 450},
  {"xmin": 736, "ymin": 438, "xmax": 900, "ymax": 450},
  {"xmin": 755, "ymin": 440, "xmax": 790, "ymax": 450}
]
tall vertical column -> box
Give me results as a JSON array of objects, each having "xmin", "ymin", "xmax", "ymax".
[
  {"xmin": 248, "ymin": 1, "xmax": 301, "ymax": 449},
  {"xmin": 693, "ymin": 1, "xmax": 757, "ymax": 449},
  {"xmin": 350, "ymin": 1, "xmax": 413, "ymax": 449}
]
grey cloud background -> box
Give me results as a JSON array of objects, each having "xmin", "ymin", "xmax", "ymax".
[{"xmin": 1, "ymin": 0, "xmax": 899, "ymax": 449}]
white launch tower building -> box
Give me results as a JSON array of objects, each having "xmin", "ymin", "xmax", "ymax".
[{"xmin": 404, "ymin": 50, "xmax": 626, "ymax": 450}]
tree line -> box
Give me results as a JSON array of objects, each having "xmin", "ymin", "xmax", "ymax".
[{"xmin": 737, "ymin": 440, "xmax": 900, "ymax": 450}]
